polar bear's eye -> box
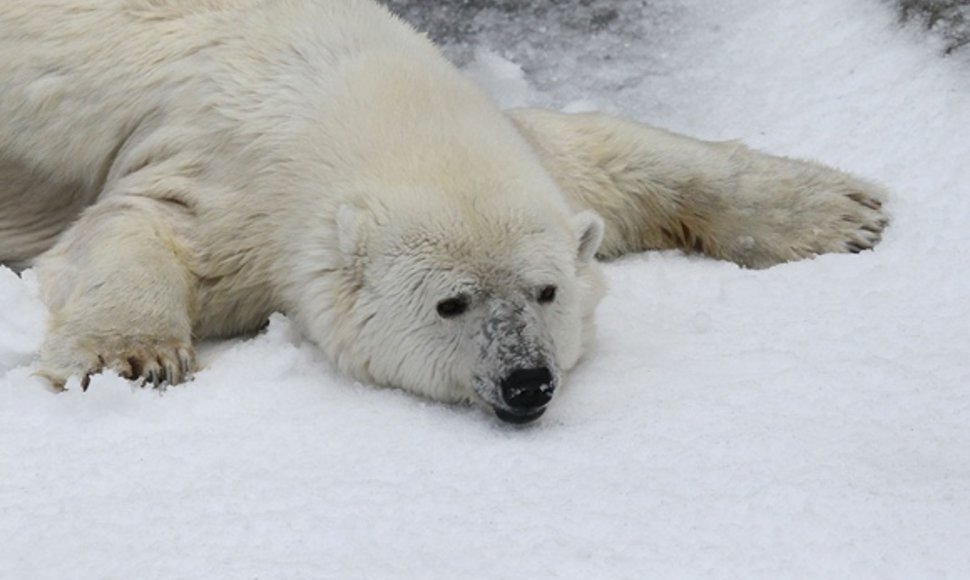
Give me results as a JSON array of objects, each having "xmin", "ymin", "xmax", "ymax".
[
  {"xmin": 436, "ymin": 296, "xmax": 468, "ymax": 318},
  {"xmin": 538, "ymin": 285, "xmax": 557, "ymax": 304}
]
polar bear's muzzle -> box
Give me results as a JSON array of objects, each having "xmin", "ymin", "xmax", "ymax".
[
  {"xmin": 494, "ymin": 366, "xmax": 556, "ymax": 424},
  {"xmin": 471, "ymin": 298, "xmax": 559, "ymax": 423},
  {"xmin": 473, "ymin": 368, "xmax": 559, "ymax": 424}
]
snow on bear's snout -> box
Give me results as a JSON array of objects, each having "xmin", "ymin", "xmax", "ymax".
[{"xmin": 472, "ymin": 295, "xmax": 559, "ymax": 424}]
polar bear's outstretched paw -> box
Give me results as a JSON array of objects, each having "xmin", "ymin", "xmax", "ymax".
[
  {"xmin": 837, "ymin": 191, "xmax": 888, "ymax": 252},
  {"xmin": 505, "ymin": 108, "xmax": 890, "ymax": 269},
  {"xmin": 714, "ymin": 158, "xmax": 890, "ymax": 268},
  {"xmin": 37, "ymin": 335, "xmax": 196, "ymax": 391},
  {"xmin": 775, "ymin": 187, "xmax": 888, "ymax": 260}
]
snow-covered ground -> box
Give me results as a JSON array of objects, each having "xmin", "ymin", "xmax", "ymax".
[{"xmin": 2, "ymin": 0, "xmax": 969, "ymax": 577}]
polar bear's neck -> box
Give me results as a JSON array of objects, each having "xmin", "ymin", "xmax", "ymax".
[{"xmin": 281, "ymin": 52, "xmax": 558, "ymax": 212}]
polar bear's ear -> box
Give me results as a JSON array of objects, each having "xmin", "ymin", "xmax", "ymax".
[
  {"xmin": 572, "ymin": 211, "xmax": 604, "ymax": 263},
  {"xmin": 336, "ymin": 204, "xmax": 371, "ymax": 262}
]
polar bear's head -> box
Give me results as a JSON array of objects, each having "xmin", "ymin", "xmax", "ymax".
[{"xmin": 314, "ymin": 195, "xmax": 605, "ymax": 423}]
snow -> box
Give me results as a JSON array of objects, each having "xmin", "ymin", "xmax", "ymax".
[{"xmin": 2, "ymin": 0, "xmax": 969, "ymax": 577}]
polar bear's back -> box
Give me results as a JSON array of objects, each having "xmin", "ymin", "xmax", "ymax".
[
  {"xmin": 0, "ymin": 0, "xmax": 420, "ymax": 183},
  {"xmin": 0, "ymin": 0, "xmax": 432, "ymax": 265}
]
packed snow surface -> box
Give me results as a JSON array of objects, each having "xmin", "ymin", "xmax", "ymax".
[{"xmin": 2, "ymin": 0, "xmax": 969, "ymax": 578}]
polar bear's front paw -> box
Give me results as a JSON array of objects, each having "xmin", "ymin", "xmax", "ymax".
[
  {"xmin": 722, "ymin": 161, "xmax": 890, "ymax": 268},
  {"xmin": 38, "ymin": 335, "xmax": 196, "ymax": 391},
  {"xmin": 812, "ymin": 189, "xmax": 888, "ymax": 256}
]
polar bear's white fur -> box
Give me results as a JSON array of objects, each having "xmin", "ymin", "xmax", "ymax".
[{"xmin": 0, "ymin": 0, "xmax": 887, "ymax": 422}]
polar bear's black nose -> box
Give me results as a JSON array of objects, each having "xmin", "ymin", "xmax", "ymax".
[{"xmin": 501, "ymin": 366, "xmax": 554, "ymax": 410}]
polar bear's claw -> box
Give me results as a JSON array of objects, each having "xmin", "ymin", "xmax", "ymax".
[
  {"xmin": 847, "ymin": 191, "xmax": 883, "ymax": 211},
  {"xmin": 41, "ymin": 337, "xmax": 196, "ymax": 392}
]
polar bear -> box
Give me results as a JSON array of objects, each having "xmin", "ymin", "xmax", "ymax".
[{"xmin": 0, "ymin": 0, "xmax": 886, "ymax": 422}]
